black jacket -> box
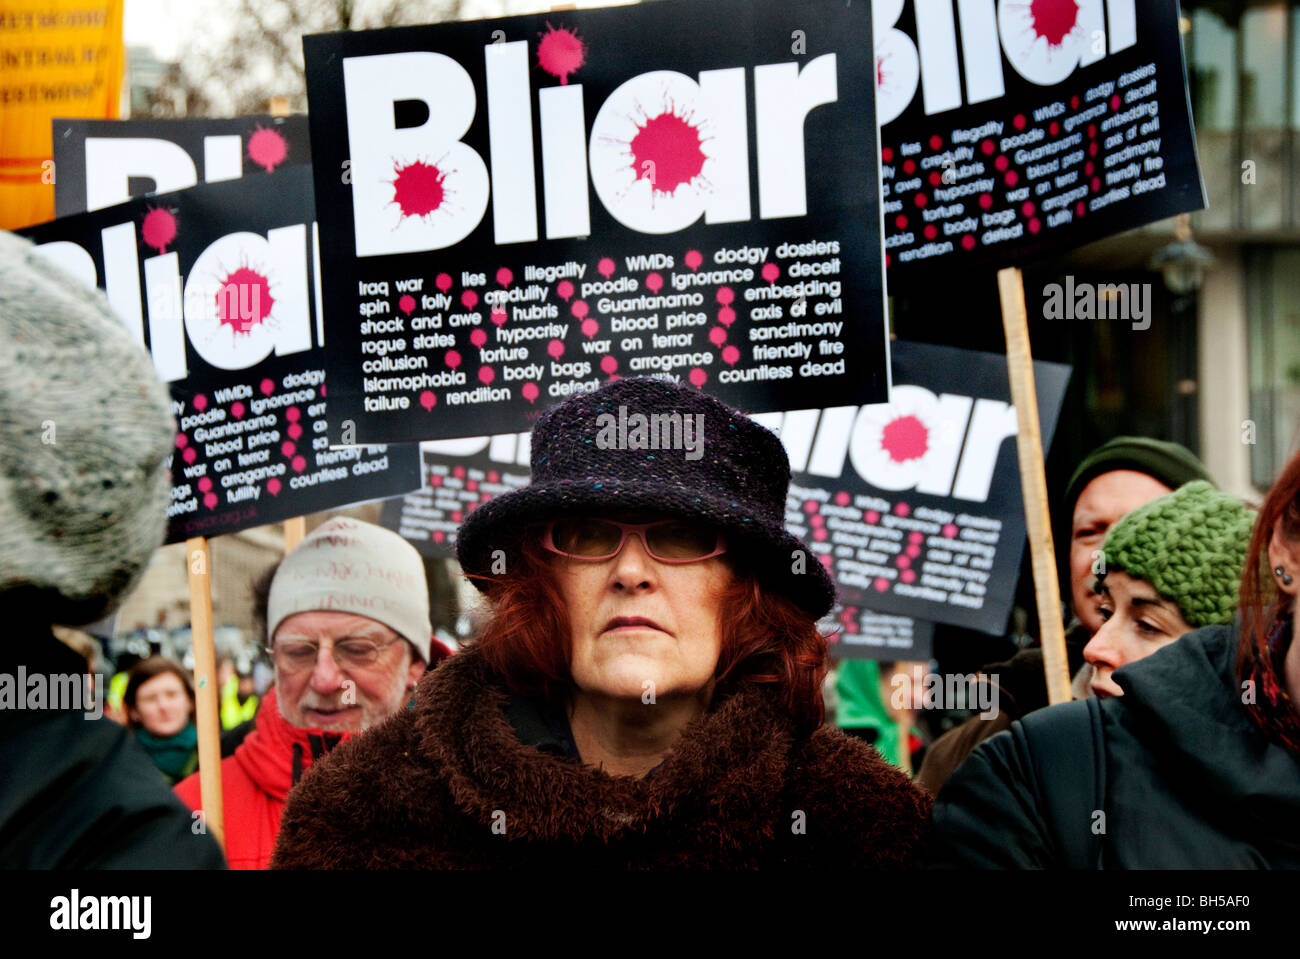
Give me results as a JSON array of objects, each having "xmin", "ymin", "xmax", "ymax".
[
  {"xmin": 0, "ymin": 630, "xmax": 226, "ymax": 868},
  {"xmin": 272, "ymin": 646, "xmax": 932, "ymax": 869},
  {"xmin": 919, "ymin": 623, "xmax": 1300, "ymax": 868}
]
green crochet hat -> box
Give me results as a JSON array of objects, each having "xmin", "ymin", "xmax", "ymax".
[{"xmin": 1099, "ymin": 481, "xmax": 1256, "ymax": 628}]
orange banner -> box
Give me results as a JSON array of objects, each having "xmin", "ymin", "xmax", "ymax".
[{"xmin": 0, "ymin": 0, "xmax": 124, "ymax": 229}]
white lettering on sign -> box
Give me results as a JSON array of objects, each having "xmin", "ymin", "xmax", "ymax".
[
  {"xmin": 34, "ymin": 221, "xmax": 320, "ymax": 383},
  {"xmin": 341, "ymin": 43, "xmax": 839, "ymax": 254},
  {"xmin": 82, "ymin": 135, "xmax": 250, "ymax": 213},
  {"xmin": 758, "ymin": 389, "xmax": 1019, "ymax": 503},
  {"xmin": 873, "ymin": 0, "xmax": 1136, "ymax": 124}
]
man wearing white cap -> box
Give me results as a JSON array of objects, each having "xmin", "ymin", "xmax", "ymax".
[{"xmin": 175, "ymin": 516, "xmax": 449, "ymax": 869}]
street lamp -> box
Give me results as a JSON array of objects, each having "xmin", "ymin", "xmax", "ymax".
[{"xmin": 1149, "ymin": 213, "xmax": 1215, "ymax": 294}]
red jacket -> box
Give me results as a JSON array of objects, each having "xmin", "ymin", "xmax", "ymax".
[{"xmin": 175, "ymin": 688, "xmax": 350, "ymax": 870}]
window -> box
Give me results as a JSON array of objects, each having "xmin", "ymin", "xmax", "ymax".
[
  {"xmin": 1189, "ymin": 8, "xmax": 1237, "ymax": 132},
  {"xmin": 1243, "ymin": 5, "xmax": 1287, "ymax": 129},
  {"xmin": 1246, "ymin": 248, "xmax": 1300, "ymax": 487}
]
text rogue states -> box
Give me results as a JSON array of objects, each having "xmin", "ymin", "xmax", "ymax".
[{"xmin": 343, "ymin": 43, "xmax": 840, "ymax": 254}]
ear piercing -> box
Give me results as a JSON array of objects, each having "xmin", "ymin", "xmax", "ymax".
[{"xmin": 1276, "ymin": 566, "xmax": 1293, "ymax": 587}]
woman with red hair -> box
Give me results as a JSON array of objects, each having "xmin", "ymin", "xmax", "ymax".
[{"xmin": 271, "ymin": 377, "xmax": 930, "ymax": 869}]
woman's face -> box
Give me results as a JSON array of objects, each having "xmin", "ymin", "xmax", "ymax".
[
  {"xmin": 1084, "ymin": 570, "xmax": 1193, "ymax": 698},
  {"xmin": 551, "ymin": 513, "xmax": 733, "ymax": 704},
  {"xmin": 133, "ymin": 672, "xmax": 193, "ymax": 737}
]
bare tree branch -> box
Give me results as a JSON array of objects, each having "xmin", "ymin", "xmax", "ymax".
[{"xmin": 145, "ymin": 0, "xmax": 469, "ymax": 117}]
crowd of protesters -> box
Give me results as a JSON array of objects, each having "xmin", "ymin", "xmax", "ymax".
[{"xmin": 1, "ymin": 227, "xmax": 1295, "ymax": 869}]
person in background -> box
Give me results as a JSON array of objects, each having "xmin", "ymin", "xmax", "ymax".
[
  {"xmin": 124, "ymin": 656, "xmax": 199, "ymax": 784},
  {"xmin": 915, "ymin": 436, "xmax": 1213, "ymax": 794},
  {"xmin": 835, "ymin": 659, "xmax": 923, "ymax": 769},
  {"xmin": 272, "ymin": 377, "xmax": 931, "ymax": 869},
  {"xmin": 219, "ymin": 656, "xmax": 259, "ymax": 732},
  {"xmin": 920, "ymin": 481, "xmax": 1257, "ymax": 867},
  {"xmin": 0, "ymin": 231, "xmax": 224, "ymax": 868},
  {"xmin": 175, "ymin": 517, "xmax": 451, "ymax": 869}
]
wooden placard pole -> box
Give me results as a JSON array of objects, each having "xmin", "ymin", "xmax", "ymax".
[
  {"xmin": 996, "ymin": 267, "xmax": 1072, "ymax": 706},
  {"xmin": 283, "ymin": 516, "xmax": 306, "ymax": 553},
  {"xmin": 185, "ymin": 536, "xmax": 225, "ymax": 850},
  {"xmin": 895, "ymin": 716, "xmax": 912, "ymax": 775}
]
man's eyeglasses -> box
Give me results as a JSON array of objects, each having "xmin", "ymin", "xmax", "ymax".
[
  {"xmin": 265, "ymin": 635, "xmax": 401, "ymax": 672},
  {"xmin": 541, "ymin": 517, "xmax": 727, "ymax": 563}
]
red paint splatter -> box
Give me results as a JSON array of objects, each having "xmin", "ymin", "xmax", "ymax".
[
  {"xmin": 391, "ymin": 160, "xmax": 447, "ymax": 218},
  {"xmin": 141, "ymin": 207, "xmax": 177, "ymax": 254},
  {"xmin": 214, "ymin": 266, "xmax": 274, "ymax": 336},
  {"xmin": 630, "ymin": 112, "xmax": 706, "ymax": 197},
  {"xmin": 537, "ymin": 23, "xmax": 585, "ymax": 86},
  {"xmin": 1027, "ymin": 0, "xmax": 1079, "ymax": 47},
  {"xmin": 881, "ymin": 415, "xmax": 928, "ymax": 463},
  {"xmin": 247, "ymin": 126, "xmax": 288, "ymax": 173}
]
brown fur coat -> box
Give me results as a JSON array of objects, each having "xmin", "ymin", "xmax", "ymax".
[{"xmin": 270, "ymin": 648, "xmax": 932, "ymax": 869}]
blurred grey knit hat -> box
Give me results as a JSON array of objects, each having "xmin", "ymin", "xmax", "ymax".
[{"xmin": 0, "ymin": 231, "xmax": 175, "ymax": 624}]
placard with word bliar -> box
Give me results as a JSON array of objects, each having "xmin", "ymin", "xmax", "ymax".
[
  {"xmin": 303, "ymin": 0, "xmax": 888, "ymax": 444},
  {"xmin": 20, "ymin": 167, "xmax": 422, "ymax": 543}
]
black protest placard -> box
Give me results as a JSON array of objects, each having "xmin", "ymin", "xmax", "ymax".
[
  {"xmin": 380, "ymin": 436, "xmax": 531, "ymax": 556},
  {"xmin": 754, "ymin": 340, "xmax": 1069, "ymax": 635},
  {"xmin": 878, "ymin": 0, "xmax": 1203, "ymax": 279},
  {"xmin": 302, "ymin": 0, "xmax": 886, "ymax": 445},
  {"xmin": 826, "ymin": 607, "xmax": 935, "ymax": 662},
  {"xmin": 19, "ymin": 167, "xmax": 422, "ymax": 544},
  {"xmin": 52, "ymin": 116, "xmax": 312, "ymax": 216}
]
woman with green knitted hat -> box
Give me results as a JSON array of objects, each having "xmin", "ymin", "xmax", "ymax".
[
  {"xmin": 1085, "ymin": 481, "xmax": 1255, "ymax": 699},
  {"xmin": 918, "ymin": 481, "xmax": 1281, "ymax": 868}
]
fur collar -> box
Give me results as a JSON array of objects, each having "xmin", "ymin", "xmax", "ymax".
[{"xmin": 413, "ymin": 647, "xmax": 797, "ymax": 846}]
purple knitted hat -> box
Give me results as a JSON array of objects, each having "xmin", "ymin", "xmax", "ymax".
[{"xmin": 456, "ymin": 376, "xmax": 835, "ymax": 617}]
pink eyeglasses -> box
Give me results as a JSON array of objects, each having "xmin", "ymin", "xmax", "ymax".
[{"xmin": 541, "ymin": 517, "xmax": 727, "ymax": 563}]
